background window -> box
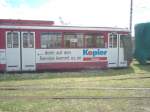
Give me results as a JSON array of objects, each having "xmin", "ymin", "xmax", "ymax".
[
  {"xmin": 64, "ymin": 34, "xmax": 83, "ymax": 48},
  {"xmin": 41, "ymin": 33, "xmax": 62, "ymax": 48}
]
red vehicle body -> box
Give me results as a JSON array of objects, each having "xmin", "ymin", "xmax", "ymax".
[{"xmin": 0, "ymin": 19, "xmax": 131, "ymax": 72}]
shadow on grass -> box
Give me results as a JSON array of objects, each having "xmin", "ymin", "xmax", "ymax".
[
  {"xmin": 0, "ymin": 67, "xmax": 135, "ymax": 81},
  {"xmin": 134, "ymin": 63, "xmax": 150, "ymax": 72}
]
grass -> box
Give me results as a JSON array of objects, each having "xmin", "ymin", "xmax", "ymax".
[{"xmin": 0, "ymin": 61, "xmax": 150, "ymax": 112}]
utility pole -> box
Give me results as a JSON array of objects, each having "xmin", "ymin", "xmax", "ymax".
[{"xmin": 130, "ymin": 0, "xmax": 133, "ymax": 35}]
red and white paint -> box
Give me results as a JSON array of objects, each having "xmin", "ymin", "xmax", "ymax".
[{"xmin": 0, "ymin": 19, "xmax": 130, "ymax": 72}]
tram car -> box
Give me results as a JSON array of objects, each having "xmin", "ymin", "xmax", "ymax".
[
  {"xmin": 134, "ymin": 22, "xmax": 150, "ymax": 64},
  {"xmin": 0, "ymin": 19, "xmax": 132, "ymax": 72}
]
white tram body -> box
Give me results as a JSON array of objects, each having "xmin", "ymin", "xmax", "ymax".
[{"xmin": 0, "ymin": 19, "xmax": 132, "ymax": 72}]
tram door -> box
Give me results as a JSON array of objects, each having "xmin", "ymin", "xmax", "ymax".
[
  {"xmin": 118, "ymin": 34, "xmax": 128, "ymax": 67},
  {"xmin": 108, "ymin": 33, "xmax": 127, "ymax": 67},
  {"xmin": 6, "ymin": 31, "xmax": 35, "ymax": 71},
  {"xmin": 108, "ymin": 33, "xmax": 118, "ymax": 67},
  {"xmin": 21, "ymin": 32, "xmax": 35, "ymax": 71},
  {"xmin": 6, "ymin": 32, "xmax": 21, "ymax": 71}
]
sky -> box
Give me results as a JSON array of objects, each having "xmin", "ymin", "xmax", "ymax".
[{"xmin": 0, "ymin": 0, "xmax": 150, "ymax": 34}]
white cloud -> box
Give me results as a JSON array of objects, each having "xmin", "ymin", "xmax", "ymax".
[
  {"xmin": 1, "ymin": 0, "xmax": 150, "ymax": 30},
  {"xmin": 36, "ymin": 0, "xmax": 130, "ymax": 27},
  {"xmin": 133, "ymin": 0, "xmax": 150, "ymax": 24}
]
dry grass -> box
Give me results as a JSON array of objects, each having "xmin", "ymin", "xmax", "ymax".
[{"xmin": 0, "ymin": 61, "xmax": 150, "ymax": 112}]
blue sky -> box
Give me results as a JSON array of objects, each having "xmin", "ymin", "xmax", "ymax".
[
  {"xmin": 0, "ymin": 0, "xmax": 150, "ymax": 35},
  {"xmin": 6, "ymin": 0, "xmax": 48, "ymax": 7}
]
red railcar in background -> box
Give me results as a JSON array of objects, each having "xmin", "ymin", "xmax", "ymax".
[{"xmin": 0, "ymin": 19, "xmax": 132, "ymax": 72}]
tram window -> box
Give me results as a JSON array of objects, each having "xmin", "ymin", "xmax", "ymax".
[
  {"xmin": 96, "ymin": 36, "xmax": 105, "ymax": 48},
  {"xmin": 109, "ymin": 37, "xmax": 113, "ymax": 48},
  {"xmin": 109, "ymin": 34, "xmax": 117, "ymax": 48},
  {"xmin": 7, "ymin": 32, "xmax": 19, "ymax": 48},
  {"xmin": 41, "ymin": 33, "xmax": 49, "ymax": 48},
  {"xmin": 64, "ymin": 34, "xmax": 83, "ymax": 48},
  {"xmin": 13, "ymin": 33, "xmax": 19, "ymax": 48},
  {"xmin": 77, "ymin": 34, "xmax": 84, "ymax": 48},
  {"xmin": 85, "ymin": 35, "xmax": 95, "ymax": 48},
  {"xmin": 23, "ymin": 33, "xmax": 28, "ymax": 48},
  {"xmin": 54, "ymin": 33, "xmax": 62, "ymax": 48},
  {"xmin": 64, "ymin": 34, "xmax": 77, "ymax": 48},
  {"xmin": 29, "ymin": 33, "xmax": 34, "ymax": 48},
  {"xmin": 120, "ymin": 35, "xmax": 127, "ymax": 48},
  {"xmin": 41, "ymin": 33, "xmax": 61, "ymax": 48},
  {"xmin": 7, "ymin": 32, "xmax": 12, "ymax": 48},
  {"xmin": 23, "ymin": 32, "xmax": 34, "ymax": 48},
  {"xmin": 120, "ymin": 37, "xmax": 124, "ymax": 48},
  {"xmin": 113, "ymin": 35, "xmax": 117, "ymax": 48}
]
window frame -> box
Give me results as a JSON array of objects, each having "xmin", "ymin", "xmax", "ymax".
[
  {"xmin": 6, "ymin": 31, "xmax": 20, "ymax": 48},
  {"xmin": 40, "ymin": 32, "xmax": 62, "ymax": 49},
  {"xmin": 84, "ymin": 33, "xmax": 105, "ymax": 48},
  {"xmin": 63, "ymin": 33, "xmax": 84, "ymax": 48},
  {"xmin": 109, "ymin": 33, "xmax": 118, "ymax": 48},
  {"xmin": 22, "ymin": 32, "xmax": 35, "ymax": 48},
  {"xmin": 40, "ymin": 32, "xmax": 107, "ymax": 49}
]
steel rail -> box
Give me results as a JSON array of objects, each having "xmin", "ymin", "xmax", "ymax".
[{"xmin": 0, "ymin": 96, "xmax": 150, "ymax": 100}]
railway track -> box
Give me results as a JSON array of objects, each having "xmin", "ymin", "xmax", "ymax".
[
  {"xmin": 0, "ymin": 96, "xmax": 150, "ymax": 100},
  {"xmin": 1, "ymin": 87, "xmax": 150, "ymax": 100},
  {"xmin": 0, "ymin": 87, "xmax": 150, "ymax": 91}
]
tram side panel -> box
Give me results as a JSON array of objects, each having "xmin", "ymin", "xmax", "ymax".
[
  {"xmin": 0, "ymin": 29, "xmax": 131, "ymax": 72},
  {"xmin": 35, "ymin": 31, "xmax": 108, "ymax": 70},
  {"xmin": 0, "ymin": 30, "xmax": 6, "ymax": 71},
  {"xmin": 35, "ymin": 48, "xmax": 108, "ymax": 70},
  {"xmin": 35, "ymin": 31, "xmax": 130, "ymax": 70}
]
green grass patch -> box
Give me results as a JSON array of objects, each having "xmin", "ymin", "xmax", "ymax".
[{"xmin": 0, "ymin": 61, "xmax": 150, "ymax": 112}]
